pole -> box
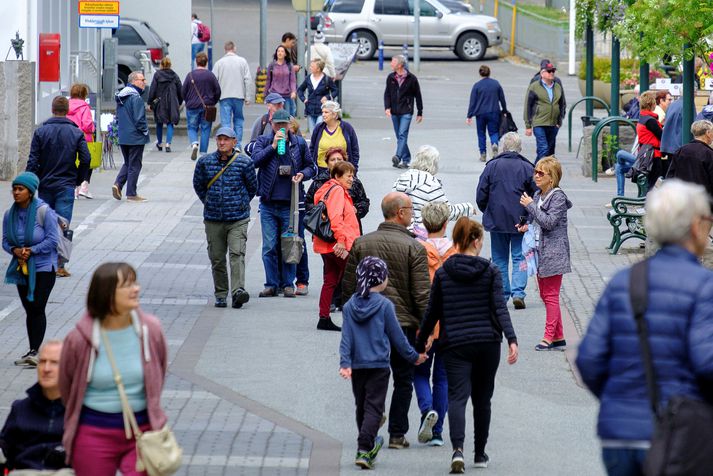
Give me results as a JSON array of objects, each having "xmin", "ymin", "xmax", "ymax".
[
  {"xmin": 378, "ymin": 40, "xmax": 384, "ymax": 70},
  {"xmin": 494, "ymin": 0, "xmax": 499, "ymax": 18},
  {"xmin": 296, "ymin": 14, "xmax": 306, "ymax": 117},
  {"xmin": 568, "ymin": 0, "xmax": 575, "ymax": 75},
  {"xmin": 208, "ymin": 0, "xmax": 214, "ymax": 69},
  {"xmin": 682, "ymin": 44, "xmax": 695, "ymax": 144},
  {"xmin": 96, "ymin": 29, "xmax": 102, "ymax": 139},
  {"xmin": 414, "ymin": 0, "xmax": 420, "ymax": 72},
  {"xmin": 585, "ymin": 23, "xmax": 594, "ymax": 116},
  {"xmin": 610, "ymin": 36, "xmax": 620, "ymax": 155},
  {"xmin": 260, "ymin": 0, "xmax": 268, "ymax": 68},
  {"xmin": 306, "ymin": 0, "xmax": 312, "ymax": 66},
  {"xmin": 509, "ymin": 0, "xmax": 516, "ymax": 57},
  {"xmin": 639, "ymin": 62, "xmax": 649, "ymax": 93}
]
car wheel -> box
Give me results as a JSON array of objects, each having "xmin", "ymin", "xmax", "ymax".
[
  {"xmin": 456, "ymin": 32, "xmax": 487, "ymax": 61},
  {"xmin": 352, "ymin": 30, "xmax": 377, "ymax": 60}
]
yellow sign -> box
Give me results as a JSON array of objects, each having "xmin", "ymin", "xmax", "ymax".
[{"xmin": 78, "ymin": 1, "xmax": 120, "ymax": 15}]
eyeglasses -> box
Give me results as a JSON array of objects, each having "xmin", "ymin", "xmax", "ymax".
[
  {"xmin": 545, "ymin": 69, "xmax": 556, "ymax": 74},
  {"xmin": 534, "ymin": 170, "xmax": 548, "ymax": 177}
]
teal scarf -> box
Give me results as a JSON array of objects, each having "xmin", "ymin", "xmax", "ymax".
[{"xmin": 5, "ymin": 199, "xmax": 38, "ymax": 301}]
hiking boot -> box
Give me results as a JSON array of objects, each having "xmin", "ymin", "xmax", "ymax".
[
  {"xmin": 191, "ymin": 143, "xmax": 199, "ymax": 161},
  {"xmin": 474, "ymin": 452, "xmax": 490, "ymax": 468},
  {"xmin": 355, "ymin": 452, "xmax": 372, "ymax": 469},
  {"xmin": 232, "ymin": 289, "xmax": 250, "ymax": 309},
  {"xmin": 451, "ymin": 449, "xmax": 465, "ymax": 473},
  {"xmin": 258, "ymin": 287, "xmax": 277, "ymax": 298},
  {"xmin": 127, "ymin": 195, "xmax": 148, "ymax": 203},
  {"xmin": 317, "ymin": 317, "xmax": 341, "ymax": 331},
  {"xmin": 392, "ymin": 155, "xmax": 400, "ymax": 168},
  {"xmin": 429, "ymin": 433, "xmax": 444, "ymax": 446},
  {"xmin": 78, "ymin": 181, "xmax": 93, "ymax": 199},
  {"xmin": 14, "ymin": 350, "xmax": 38, "ymax": 367},
  {"xmin": 418, "ymin": 410, "xmax": 439, "ymax": 443},
  {"xmin": 112, "ymin": 184, "xmax": 122, "ymax": 200},
  {"xmin": 480, "ymin": 152, "xmax": 487, "ymax": 162},
  {"xmin": 283, "ymin": 287, "xmax": 296, "ymax": 298},
  {"xmin": 295, "ymin": 283, "xmax": 309, "ymax": 296},
  {"xmin": 388, "ymin": 436, "xmax": 410, "ymax": 449},
  {"xmin": 512, "ymin": 297, "xmax": 526, "ymax": 310},
  {"xmin": 214, "ymin": 298, "xmax": 227, "ymax": 308},
  {"xmin": 367, "ymin": 435, "xmax": 384, "ymax": 462},
  {"xmin": 56, "ymin": 268, "xmax": 71, "ymax": 278}
]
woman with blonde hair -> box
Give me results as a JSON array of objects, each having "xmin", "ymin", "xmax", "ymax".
[{"xmin": 297, "ymin": 58, "xmax": 338, "ymax": 132}]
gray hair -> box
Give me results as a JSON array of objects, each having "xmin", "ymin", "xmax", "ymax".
[
  {"xmin": 411, "ymin": 145, "xmax": 440, "ymax": 176},
  {"xmin": 39, "ymin": 339, "xmax": 63, "ymax": 354},
  {"xmin": 645, "ymin": 179, "xmax": 711, "ymax": 246},
  {"xmin": 500, "ymin": 132, "xmax": 522, "ymax": 153},
  {"xmin": 392, "ymin": 55, "xmax": 407, "ymax": 68},
  {"xmin": 691, "ymin": 120, "xmax": 713, "ymax": 138},
  {"xmin": 224, "ymin": 40, "xmax": 236, "ymax": 52},
  {"xmin": 127, "ymin": 71, "xmax": 144, "ymax": 84},
  {"xmin": 421, "ymin": 201, "xmax": 450, "ymax": 233},
  {"xmin": 321, "ymin": 100, "xmax": 342, "ymax": 118}
]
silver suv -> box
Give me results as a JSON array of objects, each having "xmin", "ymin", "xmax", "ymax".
[
  {"xmin": 320, "ymin": 0, "xmax": 501, "ymax": 61},
  {"xmin": 112, "ymin": 18, "xmax": 169, "ymax": 87}
]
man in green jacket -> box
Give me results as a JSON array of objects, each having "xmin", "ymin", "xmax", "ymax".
[{"xmin": 524, "ymin": 60, "xmax": 566, "ymax": 162}]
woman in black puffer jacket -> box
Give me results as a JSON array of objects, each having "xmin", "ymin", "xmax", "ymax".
[{"xmin": 416, "ymin": 217, "xmax": 518, "ymax": 474}]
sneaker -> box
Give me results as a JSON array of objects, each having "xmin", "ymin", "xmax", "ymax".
[
  {"xmin": 429, "ymin": 433, "xmax": 444, "ymax": 447},
  {"xmin": 14, "ymin": 350, "xmax": 38, "ymax": 366},
  {"xmin": 232, "ymin": 289, "xmax": 250, "ymax": 309},
  {"xmin": 418, "ymin": 410, "xmax": 439, "ymax": 443},
  {"xmin": 317, "ymin": 317, "xmax": 341, "ymax": 331},
  {"xmin": 474, "ymin": 453, "xmax": 490, "ymax": 468},
  {"xmin": 126, "ymin": 195, "xmax": 148, "ymax": 203},
  {"xmin": 605, "ymin": 167, "xmax": 615, "ymax": 176},
  {"xmin": 552, "ymin": 339, "xmax": 567, "ymax": 349},
  {"xmin": 56, "ymin": 267, "xmax": 71, "ymax": 278},
  {"xmin": 78, "ymin": 181, "xmax": 93, "ymax": 199},
  {"xmin": 392, "ymin": 155, "xmax": 400, "ymax": 168},
  {"xmin": 367, "ymin": 435, "xmax": 384, "ymax": 462},
  {"xmin": 214, "ymin": 298, "xmax": 227, "ymax": 308},
  {"xmin": 491, "ymin": 144, "xmax": 498, "ymax": 157},
  {"xmin": 480, "ymin": 152, "xmax": 487, "ymax": 162},
  {"xmin": 191, "ymin": 144, "xmax": 199, "ymax": 161},
  {"xmin": 283, "ymin": 287, "xmax": 296, "ymax": 298},
  {"xmin": 397, "ymin": 162, "xmax": 409, "ymax": 169},
  {"xmin": 165, "ymin": 144, "xmax": 172, "ymax": 153},
  {"xmin": 112, "ymin": 184, "xmax": 122, "ymax": 201},
  {"xmin": 258, "ymin": 287, "xmax": 277, "ymax": 298},
  {"xmin": 388, "ymin": 436, "xmax": 410, "ymax": 449},
  {"xmin": 295, "ymin": 284, "xmax": 309, "ymax": 296},
  {"xmin": 451, "ymin": 449, "xmax": 465, "ymax": 473},
  {"xmin": 155, "ymin": 141, "xmax": 163, "ymax": 151},
  {"xmin": 355, "ymin": 452, "xmax": 372, "ymax": 470},
  {"xmin": 512, "ymin": 297, "xmax": 526, "ymax": 310}
]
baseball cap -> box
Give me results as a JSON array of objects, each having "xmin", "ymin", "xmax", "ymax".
[
  {"xmin": 265, "ymin": 92, "xmax": 286, "ymax": 104},
  {"xmin": 272, "ymin": 110, "xmax": 291, "ymax": 124},
  {"xmin": 540, "ymin": 59, "xmax": 556, "ymax": 71},
  {"xmin": 215, "ymin": 127, "xmax": 237, "ymax": 138}
]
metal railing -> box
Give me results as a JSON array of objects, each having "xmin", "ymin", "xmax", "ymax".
[{"xmin": 70, "ymin": 51, "xmax": 100, "ymax": 91}]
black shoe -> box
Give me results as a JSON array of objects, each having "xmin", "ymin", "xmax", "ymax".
[
  {"xmin": 165, "ymin": 145, "xmax": 172, "ymax": 153},
  {"xmin": 317, "ymin": 317, "xmax": 341, "ymax": 331},
  {"xmin": 474, "ymin": 452, "xmax": 490, "ymax": 468},
  {"xmin": 232, "ymin": 289, "xmax": 250, "ymax": 308},
  {"xmin": 388, "ymin": 436, "xmax": 410, "ymax": 449},
  {"xmin": 392, "ymin": 155, "xmax": 401, "ymax": 168},
  {"xmin": 552, "ymin": 339, "xmax": 567, "ymax": 349},
  {"xmin": 513, "ymin": 297, "xmax": 526, "ymax": 309},
  {"xmin": 214, "ymin": 298, "xmax": 227, "ymax": 308},
  {"xmin": 397, "ymin": 162, "xmax": 409, "ymax": 169},
  {"xmin": 450, "ymin": 449, "xmax": 465, "ymax": 473},
  {"xmin": 155, "ymin": 141, "xmax": 163, "ymax": 151}
]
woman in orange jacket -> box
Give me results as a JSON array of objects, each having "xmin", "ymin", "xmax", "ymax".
[{"xmin": 313, "ymin": 161, "xmax": 361, "ymax": 331}]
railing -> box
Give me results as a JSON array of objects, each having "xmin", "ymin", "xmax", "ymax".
[{"xmin": 70, "ymin": 51, "xmax": 100, "ymax": 92}]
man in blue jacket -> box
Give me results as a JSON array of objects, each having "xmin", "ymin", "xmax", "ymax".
[
  {"xmin": 113, "ymin": 71, "xmax": 150, "ymax": 202},
  {"xmin": 466, "ymin": 65, "xmax": 507, "ymax": 162},
  {"xmin": 252, "ymin": 109, "xmax": 316, "ymax": 298},
  {"xmin": 193, "ymin": 127, "xmax": 257, "ymax": 309},
  {"xmin": 476, "ymin": 132, "xmax": 536, "ymax": 309}
]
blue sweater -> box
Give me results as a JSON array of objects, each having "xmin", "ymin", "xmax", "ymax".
[
  {"xmin": 2, "ymin": 200, "xmax": 59, "ymax": 272},
  {"xmin": 193, "ymin": 151, "xmax": 257, "ymax": 221},
  {"xmin": 467, "ymin": 77, "xmax": 507, "ymax": 118},
  {"xmin": 340, "ymin": 292, "xmax": 419, "ymax": 369}
]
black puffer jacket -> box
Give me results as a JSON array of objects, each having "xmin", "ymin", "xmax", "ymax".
[
  {"xmin": 416, "ymin": 254, "xmax": 517, "ymax": 353},
  {"xmin": 305, "ymin": 169, "xmax": 370, "ymax": 220}
]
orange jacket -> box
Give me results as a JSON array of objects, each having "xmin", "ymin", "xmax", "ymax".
[
  {"xmin": 420, "ymin": 238, "xmax": 456, "ymax": 339},
  {"xmin": 312, "ymin": 179, "xmax": 361, "ymax": 254}
]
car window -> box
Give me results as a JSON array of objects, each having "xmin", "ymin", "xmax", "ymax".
[
  {"xmin": 326, "ymin": 0, "xmax": 364, "ymax": 13},
  {"xmin": 113, "ymin": 25, "xmax": 145, "ymax": 46},
  {"xmin": 374, "ymin": 0, "xmax": 408, "ymax": 15},
  {"xmin": 407, "ymin": 0, "xmax": 439, "ymax": 16},
  {"xmin": 141, "ymin": 22, "xmax": 164, "ymax": 46}
]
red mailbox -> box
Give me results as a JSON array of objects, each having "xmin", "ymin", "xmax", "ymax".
[{"xmin": 39, "ymin": 33, "xmax": 61, "ymax": 82}]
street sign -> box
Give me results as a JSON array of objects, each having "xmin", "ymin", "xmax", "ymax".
[
  {"xmin": 79, "ymin": 15, "xmax": 120, "ymax": 28},
  {"xmin": 78, "ymin": 1, "xmax": 119, "ymax": 15}
]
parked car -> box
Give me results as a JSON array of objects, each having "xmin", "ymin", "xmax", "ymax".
[
  {"xmin": 112, "ymin": 18, "xmax": 169, "ymax": 87},
  {"xmin": 312, "ymin": 0, "xmax": 471, "ymax": 27},
  {"xmin": 317, "ymin": 0, "xmax": 501, "ymax": 60}
]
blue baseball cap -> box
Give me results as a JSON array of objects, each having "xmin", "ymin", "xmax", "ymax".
[
  {"xmin": 215, "ymin": 127, "xmax": 237, "ymax": 138},
  {"xmin": 265, "ymin": 93, "xmax": 285, "ymax": 104}
]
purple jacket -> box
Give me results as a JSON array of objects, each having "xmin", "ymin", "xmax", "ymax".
[
  {"xmin": 265, "ymin": 61, "xmax": 296, "ymax": 96},
  {"xmin": 182, "ymin": 68, "xmax": 221, "ymax": 109}
]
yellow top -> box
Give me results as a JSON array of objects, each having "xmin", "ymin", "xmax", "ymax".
[{"xmin": 316, "ymin": 124, "xmax": 347, "ymax": 169}]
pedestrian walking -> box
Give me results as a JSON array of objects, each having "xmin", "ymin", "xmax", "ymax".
[
  {"xmin": 2, "ymin": 172, "xmax": 59, "ymax": 367},
  {"xmin": 466, "ymin": 65, "xmax": 507, "ymax": 162},
  {"xmin": 148, "ymin": 57, "xmax": 183, "ymax": 154},
  {"xmin": 265, "ymin": 45, "xmax": 297, "ymax": 119},
  {"xmin": 247, "ymin": 93, "xmax": 285, "ymax": 146},
  {"xmin": 193, "ymin": 127, "xmax": 257, "ymax": 309},
  {"xmin": 343, "ymin": 192, "xmax": 431, "ymax": 450},
  {"xmin": 27, "ymin": 95, "xmax": 90, "ymax": 277},
  {"xmin": 297, "ymin": 59, "xmax": 338, "ymax": 132},
  {"xmin": 476, "ymin": 132, "xmax": 536, "ymax": 309},
  {"xmin": 281, "ymin": 32, "xmax": 302, "ymax": 77},
  {"xmin": 113, "ymin": 71, "xmax": 150, "ymax": 203},
  {"xmin": 191, "ymin": 13, "xmax": 206, "ymax": 69},
  {"xmin": 416, "ymin": 217, "xmax": 518, "ymax": 473},
  {"xmin": 517, "ymin": 157, "xmax": 572, "ymax": 350},
  {"xmin": 524, "ymin": 60, "xmax": 566, "ymax": 162},
  {"xmin": 309, "ymin": 101, "xmax": 359, "ymax": 173},
  {"xmin": 182, "ymin": 52, "xmax": 221, "ymax": 161},
  {"xmin": 384, "ymin": 55, "xmax": 423, "ymax": 169},
  {"xmin": 67, "ymin": 83, "xmax": 96, "ymax": 199},
  {"xmin": 340, "ymin": 256, "xmax": 426, "ymax": 470},
  {"xmin": 213, "ymin": 40, "xmax": 253, "ymax": 150}
]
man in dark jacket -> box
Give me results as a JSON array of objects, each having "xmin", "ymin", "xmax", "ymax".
[
  {"xmin": 193, "ymin": 127, "xmax": 257, "ymax": 309},
  {"xmin": 524, "ymin": 60, "xmax": 566, "ymax": 162},
  {"xmin": 343, "ymin": 192, "xmax": 431, "ymax": 450},
  {"xmin": 0, "ymin": 340, "xmax": 68, "ymax": 472},
  {"xmin": 660, "ymin": 97, "xmax": 696, "ymax": 157},
  {"xmin": 252, "ymin": 109, "xmax": 315, "ymax": 298},
  {"xmin": 466, "ymin": 65, "xmax": 507, "ymax": 162},
  {"xmin": 26, "ymin": 96, "xmax": 90, "ymax": 277},
  {"xmin": 476, "ymin": 132, "xmax": 536, "ymax": 310},
  {"xmin": 182, "ymin": 52, "xmax": 221, "ymax": 160},
  {"xmin": 384, "ymin": 55, "xmax": 423, "ymax": 169},
  {"xmin": 113, "ymin": 70, "xmax": 150, "ymax": 202},
  {"xmin": 667, "ymin": 120, "xmax": 713, "ymax": 196}
]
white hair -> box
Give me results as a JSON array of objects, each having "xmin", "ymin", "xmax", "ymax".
[
  {"xmin": 645, "ymin": 179, "xmax": 711, "ymax": 246},
  {"xmin": 500, "ymin": 132, "xmax": 522, "ymax": 153},
  {"xmin": 39, "ymin": 339, "xmax": 63, "ymax": 354},
  {"xmin": 691, "ymin": 120, "xmax": 713, "ymax": 138},
  {"xmin": 127, "ymin": 71, "xmax": 144, "ymax": 84},
  {"xmin": 411, "ymin": 145, "xmax": 440, "ymax": 175},
  {"xmin": 321, "ymin": 100, "xmax": 342, "ymax": 118}
]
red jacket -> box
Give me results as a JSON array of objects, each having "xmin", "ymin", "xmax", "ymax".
[
  {"xmin": 59, "ymin": 310, "xmax": 168, "ymax": 460},
  {"xmin": 312, "ymin": 179, "xmax": 361, "ymax": 254},
  {"xmin": 637, "ymin": 110, "xmax": 662, "ymax": 158}
]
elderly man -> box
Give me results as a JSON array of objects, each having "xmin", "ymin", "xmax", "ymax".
[
  {"xmin": 577, "ymin": 180, "xmax": 713, "ymax": 475},
  {"xmin": 667, "ymin": 120, "xmax": 713, "ymax": 197},
  {"xmin": 384, "ymin": 55, "xmax": 423, "ymax": 169},
  {"xmin": 0, "ymin": 340, "xmax": 69, "ymax": 472},
  {"xmin": 343, "ymin": 192, "xmax": 431, "ymax": 450},
  {"xmin": 213, "ymin": 41, "xmax": 253, "ymax": 150},
  {"xmin": 524, "ymin": 60, "xmax": 566, "ymax": 162},
  {"xmin": 476, "ymin": 132, "xmax": 536, "ymax": 309},
  {"xmin": 193, "ymin": 127, "xmax": 257, "ymax": 309}
]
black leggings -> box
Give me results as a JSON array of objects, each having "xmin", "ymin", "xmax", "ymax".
[{"xmin": 17, "ymin": 271, "xmax": 57, "ymax": 351}]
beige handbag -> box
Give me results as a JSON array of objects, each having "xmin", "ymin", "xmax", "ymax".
[{"xmin": 101, "ymin": 331, "xmax": 182, "ymax": 476}]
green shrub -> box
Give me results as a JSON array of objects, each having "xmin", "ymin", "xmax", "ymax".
[{"xmin": 578, "ymin": 57, "xmax": 640, "ymax": 80}]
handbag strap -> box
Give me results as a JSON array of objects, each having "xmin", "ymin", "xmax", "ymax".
[
  {"xmin": 207, "ymin": 153, "xmax": 239, "ymax": 189},
  {"xmin": 288, "ymin": 181, "xmax": 299, "ymax": 232},
  {"xmin": 189, "ymin": 72, "xmax": 208, "ymax": 109},
  {"xmin": 630, "ymin": 259, "xmax": 661, "ymax": 418}
]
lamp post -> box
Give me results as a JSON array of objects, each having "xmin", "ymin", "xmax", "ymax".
[{"xmin": 414, "ymin": 0, "xmax": 420, "ymax": 72}]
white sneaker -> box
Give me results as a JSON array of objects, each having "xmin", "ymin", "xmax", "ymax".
[
  {"xmin": 78, "ymin": 181, "xmax": 93, "ymax": 199},
  {"xmin": 605, "ymin": 167, "xmax": 615, "ymax": 176}
]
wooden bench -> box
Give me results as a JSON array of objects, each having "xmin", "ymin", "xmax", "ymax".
[{"xmin": 606, "ymin": 174, "xmax": 648, "ymax": 254}]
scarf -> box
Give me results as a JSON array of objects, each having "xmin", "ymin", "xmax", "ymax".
[
  {"xmin": 5, "ymin": 199, "xmax": 39, "ymax": 301},
  {"xmin": 355, "ymin": 256, "xmax": 389, "ymax": 298}
]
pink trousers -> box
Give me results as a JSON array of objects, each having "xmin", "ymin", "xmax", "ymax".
[
  {"xmin": 72, "ymin": 423, "xmax": 150, "ymax": 476},
  {"xmin": 537, "ymin": 274, "xmax": 564, "ymax": 343}
]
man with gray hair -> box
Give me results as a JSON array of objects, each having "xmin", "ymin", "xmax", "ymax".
[
  {"xmin": 476, "ymin": 132, "xmax": 536, "ymax": 309},
  {"xmin": 384, "ymin": 55, "xmax": 423, "ymax": 169},
  {"xmin": 667, "ymin": 119, "xmax": 713, "ymax": 198},
  {"xmin": 213, "ymin": 40, "xmax": 253, "ymax": 150}
]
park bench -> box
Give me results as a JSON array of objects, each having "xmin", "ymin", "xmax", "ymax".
[{"xmin": 606, "ymin": 174, "xmax": 648, "ymax": 254}]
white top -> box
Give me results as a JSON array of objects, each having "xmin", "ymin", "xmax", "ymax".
[
  {"xmin": 212, "ymin": 52, "xmax": 254, "ymax": 100},
  {"xmin": 310, "ymin": 73, "xmax": 323, "ymax": 90},
  {"xmin": 191, "ymin": 19, "xmax": 202, "ymax": 45}
]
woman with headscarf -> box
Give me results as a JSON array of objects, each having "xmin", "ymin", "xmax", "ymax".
[{"xmin": 2, "ymin": 172, "xmax": 59, "ymax": 367}]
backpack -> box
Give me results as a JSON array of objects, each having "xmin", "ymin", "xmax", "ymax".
[{"xmin": 196, "ymin": 22, "xmax": 211, "ymax": 43}]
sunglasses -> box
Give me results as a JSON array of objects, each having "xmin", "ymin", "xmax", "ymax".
[
  {"xmin": 534, "ymin": 170, "xmax": 547, "ymax": 177},
  {"xmin": 545, "ymin": 69, "xmax": 556, "ymax": 74}
]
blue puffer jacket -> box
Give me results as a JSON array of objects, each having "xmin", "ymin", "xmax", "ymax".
[
  {"xmin": 193, "ymin": 151, "xmax": 257, "ymax": 222},
  {"xmin": 576, "ymin": 245, "xmax": 713, "ymax": 442},
  {"xmin": 251, "ymin": 132, "xmax": 316, "ymax": 203},
  {"xmin": 115, "ymin": 85, "xmax": 149, "ymax": 145}
]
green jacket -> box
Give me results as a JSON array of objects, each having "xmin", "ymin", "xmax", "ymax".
[{"xmin": 524, "ymin": 80, "xmax": 566, "ymax": 128}]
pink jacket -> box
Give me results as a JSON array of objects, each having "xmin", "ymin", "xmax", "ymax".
[
  {"xmin": 67, "ymin": 98, "xmax": 95, "ymax": 142},
  {"xmin": 59, "ymin": 310, "xmax": 168, "ymax": 460}
]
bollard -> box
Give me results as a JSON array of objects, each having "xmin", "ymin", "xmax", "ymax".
[
  {"xmin": 378, "ymin": 40, "xmax": 384, "ymax": 71},
  {"xmin": 351, "ymin": 32, "xmax": 358, "ymax": 63},
  {"xmin": 402, "ymin": 43, "xmax": 409, "ymax": 63}
]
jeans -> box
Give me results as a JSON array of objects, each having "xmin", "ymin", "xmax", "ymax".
[
  {"xmin": 391, "ymin": 114, "xmax": 413, "ymax": 164},
  {"xmin": 155, "ymin": 122, "xmax": 174, "ymax": 146},
  {"xmin": 413, "ymin": 347, "xmax": 448, "ymax": 435},
  {"xmin": 537, "ymin": 274, "xmax": 564, "ymax": 342},
  {"xmin": 319, "ymin": 252, "xmax": 347, "ymax": 317},
  {"xmin": 533, "ymin": 125, "xmax": 559, "ymax": 162},
  {"xmin": 283, "ymin": 96, "xmax": 297, "ymax": 117},
  {"xmin": 204, "ymin": 219, "xmax": 249, "ymax": 299},
  {"xmin": 352, "ymin": 368, "xmax": 391, "ymax": 451},
  {"xmin": 260, "ymin": 202, "xmax": 296, "ymax": 290},
  {"xmin": 38, "ymin": 187, "xmax": 75, "ymax": 224},
  {"xmin": 475, "ymin": 111, "xmax": 500, "ymax": 154},
  {"xmin": 307, "ymin": 114, "xmax": 323, "ymax": 132},
  {"xmin": 444, "ymin": 342, "xmax": 500, "ymax": 453},
  {"xmin": 191, "ymin": 42, "xmax": 205, "ymax": 69},
  {"xmin": 116, "ymin": 144, "xmax": 144, "ymax": 197},
  {"xmin": 17, "ymin": 271, "xmax": 56, "ymax": 352},
  {"xmin": 388, "ymin": 326, "xmax": 416, "ymax": 438},
  {"xmin": 72, "ymin": 422, "xmax": 151, "ymax": 476},
  {"xmin": 615, "ymin": 150, "xmax": 636, "ymax": 196},
  {"xmin": 220, "ymin": 98, "xmax": 245, "ymax": 148},
  {"xmin": 490, "ymin": 232, "xmax": 527, "ymax": 301},
  {"xmin": 601, "ymin": 448, "xmax": 647, "ymax": 476},
  {"xmin": 186, "ymin": 107, "xmax": 212, "ymax": 153}
]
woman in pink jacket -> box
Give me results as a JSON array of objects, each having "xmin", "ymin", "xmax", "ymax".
[
  {"xmin": 67, "ymin": 83, "xmax": 96, "ymax": 199},
  {"xmin": 59, "ymin": 262, "xmax": 168, "ymax": 475}
]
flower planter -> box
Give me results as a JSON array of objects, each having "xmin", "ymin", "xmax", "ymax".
[{"xmin": 578, "ymin": 79, "xmax": 611, "ymax": 108}]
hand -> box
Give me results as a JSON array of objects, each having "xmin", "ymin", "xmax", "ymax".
[
  {"xmin": 385, "ymin": 108, "xmax": 392, "ymax": 117},
  {"xmin": 466, "ymin": 117, "xmax": 473, "ymax": 125},
  {"xmin": 12, "ymin": 248, "xmax": 24, "ymax": 259},
  {"xmin": 245, "ymin": 99, "xmax": 251, "ymax": 106},
  {"xmin": 292, "ymin": 173, "xmax": 304, "ymax": 183},
  {"xmin": 339, "ymin": 367, "xmax": 352, "ymax": 379},
  {"xmin": 290, "ymin": 92, "xmax": 297, "ymax": 100},
  {"xmin": 333, "ymin": 242, "xmax": 349, "ymax": 259},
  {"xmin": 426, "ymin": 335, "xmax": 434, "ymax": 351},
  {"xmin": 520, "ymin": 192, "xmax": 533, "ymax": 207},
  {"xmin": 272, "ymin": 129, "xmax": 286, "ymax": 149},
  {"xmin": 321, "ymin": 96, "xmax": 328, "ymax": 104},
  {"xmin": 525, "ymin": 128, "xmax": 533, "ymax": 137},
  {"xmin": 293, "ymin": 65, "xmax": 301, "ymax": 73},
  {"xmin": 416, "ymin": 115, "xmax": 423, "ymax": 124},
  {"xmin": 507, "ymin": 343, "xmax": 519, "ymax": 365},
  {"xmin": 515, "ymin": 223, "xmax": 529, "ymax": 233},
  {"xmin": 415, "ymin": 353, "xmax": 428, "ymax": 365}
]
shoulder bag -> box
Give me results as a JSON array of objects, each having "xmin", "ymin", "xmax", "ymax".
[
  {"xmin": 100, "ymin": 330, "xmax": 182, "ymax": 476},
  {"xmin": 303, "ymin": 185, "xmax": 339, "ymax": 243},
  {"xmin": 189, "ymin": 73, "xmax": 217, "ymax": 122},
  {"xmin": 629, "ymin": 260, "xmax": 713, "ymax": 476},
  {"xmin": 207, "ymin": 153, "xmax": 239, "ymax": 190},
  {"xmin": 281, "ymin": 181, "xmax": 305, "ymax": 264}
]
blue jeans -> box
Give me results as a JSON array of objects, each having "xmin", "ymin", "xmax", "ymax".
[
  {"xmin": 155, "ymin": 122, "xmax": 174, "ymax": 145},
  {"xmin": 533, "ymin": 125, "xmax": 559, "ymax": 162},
  {"xmin": 475, "ymin": 111, "xmax": 500, "ymax": 154},
  {"xmin": 413, "ymin": 347, "xmax": 448, "ymax": 435},
  {"xmin": 116, "ymin": 145, "xmax": 144, "ymax": 197},
  {"xmin": 307, "ymin": 114, "xmax": 323, "ymax": 132},
  {"xmin": 186, "ymin": 107, "xmax": 212, "ymax": 153},
  {"xmin": 282, "ymin": 96, "xmax": 297, "ymax": 117},
  {"xmin": 615, "ymin": 150, "xmax": 636, "ymax": 196},
  {"xmin": 191, "ymin": 43, "xmax": 205, "ymax": 69},
  {"xmin": 601, "ymin": 448, "xmax": 647, "ymax": 476},
  {"xmin": 260, "ymin": 202, "xmax": 296, "ymax": 290},
  {"xmin": 38, "ymin": 187, "xmax": 75, "ymax": 225},
  {"xmin": 219, "ymin": 98, "xmax": 245, "ymax": 148},
  {"xmin": 391, "ymin": 114, "xmax": 413, "ymax": 164},
  {"xmin": 490, "ymin": 232, "xmax": 527, "ymax": 300}
]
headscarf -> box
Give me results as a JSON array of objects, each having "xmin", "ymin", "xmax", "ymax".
[
  {"xmin": 4, "ymin": 172, "xmax": 41, "ymax": 301},
  {"xmin": 355, "ymin": 256, "xmax": 389, "ymax": 298}
]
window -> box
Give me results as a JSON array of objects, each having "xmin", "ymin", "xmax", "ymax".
[
  {"xmin": 327, "ymin": 0, "xmax": 365, "ymax": 13},
  {"xmin": 407, "ymin": 0, "xmax": 439, "ymax": 16},
  {"xmin": 374, "ymin": 0, "xmax": 408, "ymax": 15},
  {"xmin": 113, "ymin": 25, "xmax": 145, "ymax": 46}
]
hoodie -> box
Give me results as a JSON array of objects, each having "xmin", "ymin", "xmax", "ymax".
[
  {"xmin": 148, "ymin": 68, "xmax": 183, "ymax": 126},
  {"xmin": 416, "ymin": 254, "xmax": 517, "ymax": 354},
  {"xmin": 340, "ymin": 292, "xmax": 419, "ymax": 369},
  {"xmin": 67, "ymin": 98, "xmax": 95, "ymax": 142},
  {"xmin": 115, "ymin": 84, "xmax": 149, "ymax": 145}
]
